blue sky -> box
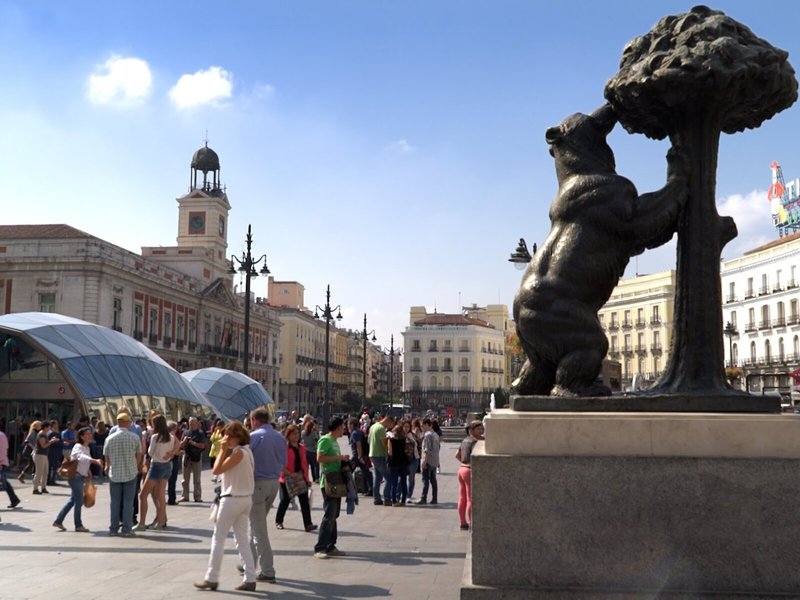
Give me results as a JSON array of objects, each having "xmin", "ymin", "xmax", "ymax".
[{"xmin": 1, "ymin": 1, "xmax": 798, "ymax": 348}]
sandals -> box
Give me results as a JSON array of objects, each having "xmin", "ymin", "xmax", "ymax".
[{"xmin": 276, "ymin": 523, "xmax": 284, "ymax": 530}]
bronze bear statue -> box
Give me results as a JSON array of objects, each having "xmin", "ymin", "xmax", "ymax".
[{"xmin": 513, "ymin": 104, "xmax": 688, "ymax": 397}]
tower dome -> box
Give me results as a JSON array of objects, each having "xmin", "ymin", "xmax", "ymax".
[{"xmin": 191, "ymin": 143, "xmax": 220, "ymax": 173}]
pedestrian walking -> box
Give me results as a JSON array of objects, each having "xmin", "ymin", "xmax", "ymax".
[
  {"xmin": 104, "ymin": 412, "xmax": 142, "ymax": 537},
  {"xmin": 179, "ymin": 417, "xmax": 206, "ymax": 502},
  {"xmin": 368, "ymin": 414, "xmax": 394, "ymax": 505},
  {"xmin": 53, "ymin": 427, "xmax": 103, "ymax": 532},
  {"xmin": 17, "ymin": 420, "xmax": 39, "ymax": 484},
  {"xmin": 245, "ymin": 408, "xmax": 285, "ymax": 583},
  {"xmin": 195, "ymin": 421, "xmax": 257, "ymax": 592},
  {"xmin": 416, "ymin": 417, "xmax": 440, "ymax": 505},
  {"xmin": 166, "ymin": 421, "xmax": 182, "ymax": 505},
  {"xmin": 456, "ymin": 420, "xmax": 484, "ymax": 530},
  {"xmin": 313, "ymin": 416, "xmax": 349, "ymax": 559},
  {"xmin": 274, "ymin": 424, "xmax": 316, "ymax": 532},
  {"xmin": 0, "ymin": 428, "xmax": 21, "ymax": 509}
]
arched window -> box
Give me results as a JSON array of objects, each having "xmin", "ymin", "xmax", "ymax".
[
  {"xmin": 732, "ymin": 343, "xmax": 738, "ymax": 366},
  {"xmin": 430, "ymin": 375, "xmax": 437, "ymax": 389},
  {"xmin": 750, "ymin": 341, "xmax": 757, "ymax": 362},
  {"xmin": 461, "ymin": 376, "xmax": 468, "ymax": 389},
  {"xmin": 795, "ymin": 335, "xmax": 799, "ymax": 356},
  {"xmin": 444, "ymin": 376, "xmax": 452, "ymax": 389},
  {"xmin": 765, "ymin": 340, "xmax": 772, "ymax": 363},
  {"xmin": 412, "ymin": 376, "xmax": 420, "ymax": 390},
  {"xmin": 779, "ymin": 338, "xmax": 785, "ymax": 361}
]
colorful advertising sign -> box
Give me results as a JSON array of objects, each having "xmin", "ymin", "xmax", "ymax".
[{"xmin": 770, "ymin": 161, "xmax": 800, "ymax": 228}]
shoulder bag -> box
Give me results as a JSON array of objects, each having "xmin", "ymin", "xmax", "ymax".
[
  {"xmin": 58, "ymin": 457, "xmax": 79, "ymax": 479},
  {"xmin": 323, "ymin": 469, "xmax": 348, "ymax": 498},
  {"xmin": 83, "ymin": 479, "xmax": 97, "ymax": 508},
  {"xmin": 285, "ymin": 471, "xmax": 309, "ymax": 498}
]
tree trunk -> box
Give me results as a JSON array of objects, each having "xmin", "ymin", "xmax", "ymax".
[{"xmin": 651, "ymin": 109, "xmax": 740, "ymax": 395}]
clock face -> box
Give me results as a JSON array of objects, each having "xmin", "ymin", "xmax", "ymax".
[
  {"xmin": 188, "ymin": 212, "xmax": 206, "ymax": 234},
  {"xmin": 218, "ymin": 216, "xmax": 225, "ymax": 236}
]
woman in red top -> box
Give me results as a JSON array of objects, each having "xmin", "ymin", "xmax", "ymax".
[{"xmin": 275, "ymin": 424, "xmax": 317, "ymax": 532}]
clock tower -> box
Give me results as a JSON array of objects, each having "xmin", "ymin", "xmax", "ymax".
[{"xmin": 175, "ymin": 143, "xmax": 231, "ymax": 268}]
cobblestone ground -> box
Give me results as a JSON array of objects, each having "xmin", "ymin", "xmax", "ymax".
[{"xmin": 0, "ymin": 440, "xmax": 467, "ymax": 600}]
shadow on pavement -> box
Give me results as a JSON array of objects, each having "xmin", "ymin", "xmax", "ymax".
[{"xmin": 265, "ymin": 580, "xmax": 390, "ymax": 599}]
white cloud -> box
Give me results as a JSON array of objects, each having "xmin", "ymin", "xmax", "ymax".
[
  {"xmin": 385, "ymin": 139, "xmax": 416, "ymax": 153},
  {"xmin": 87, "ymin": 55, "xmax": 152, "ymax": 106},
  {"xmin": 717, "ymin": 189, "xmax": 777, "ymax": 258},
  {"xmin": 169, "ymin": 66, "xmax": 233, "ymax": 109}
]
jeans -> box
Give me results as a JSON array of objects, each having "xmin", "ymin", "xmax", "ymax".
[
  {"xmin": 249, "ymin": 479, "xmax": 279, "ymax": 578},
  {"xmin": 421, "ymin": 464, "xmax": 438, "ymax": 502},
  {"xmin": 306, "ymin": 449, "xmax": 319, "ymax": 481},
  {"xmin": 275, "ymin": 482, "xmax": 313, "ymax": 529},
  {"xmin": 314, "ymin": 488, "xmax": 341, "ymax": 552},
  {"xmin": 1, "ymin": 467, "xmax": 20, "ymax": 506},
  {"xmin": 354, "ymin": 459, "xmax": 373, "ymax": 494},
  {"xmin": 205, "ymin": 495, "xmax": 255, "ymax": 584},
  {"xmin": 167, "ymin": 455, "xmax": 181, "ymax": 503},
  {"xmin": 109, "ymin": 477, "xmax": 137, "ymax": 534},
  {"xmin": 407, "ymin": 458, "xmax": 419, "ymax": 497},
  {"xmin": 371, "ymin": 455, "xmax": 390, "ymax": 503},
  {"xmin": 388, "ymin": 465, "xmax": 408, "ymax": 503},
  {"xmin": 55, "ymin": 474, "xmax": 86, "ymax": 528}
]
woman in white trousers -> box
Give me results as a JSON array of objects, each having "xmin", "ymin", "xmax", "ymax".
[{"xmin": 194, "ymin": 421, "xmax": 257, "ymax": 592}]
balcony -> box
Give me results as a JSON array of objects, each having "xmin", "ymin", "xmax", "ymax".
[
  {"xmin": 481, "ymin": 367, "xmax": 488, "ymax": 372},
  {"xmin": 650, "ymin": 344, "xmax": 663, "ymax": 355},
  {"xmin": 608, "ymin": 323, "xmax": 619, "ymax": 331},
  {"xmin": 459, "ymin": 346, "xmax": 470, "ymax": 352},
  {"xmin": 744, "ymin": 290, "xmax": 755, "ymax": 299},
  {"xmin": 428, "ymin": 346, "xmax": 438, "ymax": 352},
  {"xmin": 148, "ymin": 333, "xmax": 158, "ymax": 344},
  {"xmin": 759, "ymin": 286, "xmax": 770, "ymax": 296},
  {"xmin": 788, "ymin": 315, "xmax": 800, "ymax": 326},
  {"xmin": 410, "ymin": 366, "xmax": 422, "ymax": 372},
  {"xmin": 650, "ymin": 316, "xmax": 662, "ymax": 325},
  {"xmin": 112, "ymin": 325, "xmax": 123, "ymax": 332},
  {"xmin": 635, "ymin": 345, "xmax": 647, "ymax": 356},
  {"xmin": 188, "ymin": 342, "xmax": 196, "ymax": 352},
  {"xmin": 773, "ymin": 284, "xmax": 784, "ymax": 293},
  {"xmin": 428, "ymin": 366, "xmax": 439, "ymax": 372},
  {"xmin": 744, "ymin": 322, "xmax": 757, "ymax": 332},
  {"xmin": 163, "ymin": 336, "xmax": 172, "ymax": 349},
  {"xmin": 787, "ymin": 279, "xmax": 798, "ymax": 289},
  {"xmin": 774, "ymin": 318, "xmax": 787, "ymax": 328},
  {"xmin": 442, "ymin": 346, "xmax": 452, "ymax": 352},
  {"xmin": 758, "ymin": 320, "xmax": 772, "ymax": 330},
  {"xmin": 133, "ymin": 330, "xmax": 143, "ymax": 341},
  {"xmin": 608, "ymin": 350, "xmax": 620, "ymax": 359},
  {"xmin": 622, "ymin": 348, "xmax": 633, "ymax": 357},
  {"xmin": 635, "ymin": 319, "xmax": 647, "ymax": 329},
  {"xmin": 458, "ymin": 366, "xmax": 470, "ymax": 372},
  {"xmin": 725, "ymin": 294, "xmax": 737, "ymax": 303},
  {"xmin": 442, "ymin": 366, "xmax": 453, "ymax": 372},
  {"xmin": 621, "ymin": 320, "xmax": 633, "ymax": 330},
  {"xmin": 411, "ymin": 347, "xmax": 421, "ymax": 352}
]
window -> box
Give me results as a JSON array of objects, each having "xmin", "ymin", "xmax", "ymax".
[
  {"xmin": 730, "ymin": 310, "xmax": 737, "ymax": 327},
  {"xmin": 443, "ymin": 357, "xmax": 452, "ymax": 371},
  {"xmin": 728, "ymin": 281, "xmax": 735, "ymax": 300},
  {"xmin": 779, "ymin": 338, "xmax": 785, "ymax": 361},
  {"xmin": 599, "ymin": 314, "xmax": 605, "ymax": 327},
  {"xmin": 429, "ymin": 358, "xmax": 438, "ymax": 370},
  {"xmin": 637, "ymin": 332, "xmax": 645, "ymax": 350},
  {"xmin": 746, "ymin": 277, "xmax": 754, "ymax": 297},
  {"xmin": 189, "ymin": 319, "xmax": 196, "ymax": 344},
  {"xmin": 412, "ymin": 340, "xmax": 421, "ymax": 351},
  {"xmin": 177, "ymin": 315, "xmax": 185, "ymax": 343},
  {"xmin": 149, "ymin": 308, "xmax": 158, "ymax": 336},
  {"xmin": 134, "ymin": 304, "xmax": 143, "ymax": 334},
  {"xmin": 39, "ymin": 292, "xmax": 56, "ymax": 313},
  {"xmin": 765, "ymin": 340, "xmax": 772, "ymax": 362},
  {"xmin": 610, "ymin": 336, "xmax": 618, "ymax": 352},
  {"xmin": 637, "ymin": 308, "xmax": 645, "ymax": 325},
  {"xmin": 624, "ymin": 334, "xmax": 631, "ymax": 352},
  {"xmin": 750, "ymin": 341, "xmax": 756, "ymax": 362},
  {"xmin": 163, "ymin": 311, "xmax": 172, "ymax": 339},
  {"xmin": 652, "ymin": 305, "xmax": 660, "ymax": 323},
  {"xmin": 610, "ymin": 313, "xmax": 618, "ymax": 327},
  {"xmin": 112, "ymin": 297, "xmax": 122, "ymax": 330}
]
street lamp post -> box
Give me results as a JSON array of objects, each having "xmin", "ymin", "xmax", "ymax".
[
  {"xmin": 357, "ymin": 314, "xmax": 376, "ymax": 405},
  {"xmin": 228, "ymin": 224, "xmax": 270, "ymax": 376},
  {"xmin": 508, "ymin": 238, "xmax": 537, "ymax": 270},
  {"xmin": 314, "ymin": 285, "xmax": 342, "ymax": 426},
  {"xmin": 724, "ymin": 321, "xmax": 738, "ymax": 368},
  {"xmin": 388, "ymin": 334, "xmax": 398, "ymax": 403}
]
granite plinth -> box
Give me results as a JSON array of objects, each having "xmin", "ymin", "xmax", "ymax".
[
  {"xmin": 511, "ymin": 393, "xmax": 780, "ymax": 414},
  {"xmin": 462, "ymin": 411, "xmax": 800, "ymax": 599}
]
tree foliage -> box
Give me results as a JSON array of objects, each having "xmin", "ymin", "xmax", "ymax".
[{"xmin": 605, "ymin": 5, "xmax": 797, "ymax": 139}]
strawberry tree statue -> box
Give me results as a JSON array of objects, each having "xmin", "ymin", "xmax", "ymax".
[{"xmin": 605, "ymin": 5, "xmax": 797, "ymax": 397}]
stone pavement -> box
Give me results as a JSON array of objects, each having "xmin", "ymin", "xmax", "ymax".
[{"xmin": 0, "ymin": 440, "xmax": 467, "ymax": 600}]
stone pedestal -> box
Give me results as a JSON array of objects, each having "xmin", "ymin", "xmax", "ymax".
[{"xmin": 461, "ymin": 410, "xmax": 800, "ymax": 599}]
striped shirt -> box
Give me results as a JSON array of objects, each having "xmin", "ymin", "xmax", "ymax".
[{"xmin": 104, "ymin": 428, "xmax": 140, "ymax": 482}]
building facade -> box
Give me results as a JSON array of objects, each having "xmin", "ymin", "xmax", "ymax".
[
  {"xmin": 721, "ymin": 232, "xmax": 800, "ymax": 393},
  {"xmin": 0, "ymin": 145, "xmax": 282, "ymax": 426},
  {"xmin": 402, "ymin": 305, "xmax": 507, "ymax": 416},
  {"xmin": 598, "ymin": 270, "xmax": 676, "ymax": 388}
]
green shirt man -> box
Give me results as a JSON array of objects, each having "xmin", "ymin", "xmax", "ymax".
[
  {"xmin": 317, "ymin": 430, "xmax": 348, "ymax": 488},
  {"xmin": 368, "ymin": 420, "xmax": 388, "ymax": 458}
]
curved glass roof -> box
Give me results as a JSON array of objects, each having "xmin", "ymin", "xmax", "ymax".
[
  {"xmin": 0, "ymin": 312, "xmax": 207, "ymax": 404},
  {"xmin": 181, "ymin": 367, "xmax": 273, "ymax": 422}
]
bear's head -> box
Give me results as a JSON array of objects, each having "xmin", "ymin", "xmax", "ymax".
[{"xmin": 546, "ymin": 104, "xmax": 618, "ymax": 181}]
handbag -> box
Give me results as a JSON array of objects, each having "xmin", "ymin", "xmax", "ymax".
[
  {"xmin": 323, "ymin": 470, "xmax": 348, "ymax": 498},
  {"xmin": 83, "ymin": 481, "xmax": 97, "ymax": 508},
  {"xmin": 58, "ymin": 457, "xmax": 79, "ymax": 479},
  {"xmin": 285, "ymin": 471, "xmax": 309, "ymax": 498}
]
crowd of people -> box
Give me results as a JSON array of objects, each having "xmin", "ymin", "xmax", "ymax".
[{"xmin": 0, "ymin": 407, "xmax": 486, "ymax": 591}]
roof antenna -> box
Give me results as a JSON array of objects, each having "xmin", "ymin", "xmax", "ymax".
[{"xmin": 204, "ymin": 130, "xmax": 209, "ymax": 147}]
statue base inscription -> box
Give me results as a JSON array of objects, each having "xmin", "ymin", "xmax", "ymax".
[
  {"xmin": 511, "ymin": 393, "xmax": 780, "ymax": 414},
  {"xmin": 461, "ymin": 410, "xmax": 800, "ymax": 599}
]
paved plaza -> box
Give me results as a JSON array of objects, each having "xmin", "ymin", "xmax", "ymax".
[{"xmin": 0, "ymin": 439, "xmax": 467, "ymax": 600}]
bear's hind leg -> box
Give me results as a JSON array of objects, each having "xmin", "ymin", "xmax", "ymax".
[
  {"xmin": 552, "ymin": 348, "xmax": 610, "ymax": 397},
  {"xmin": 511, "ymin": 356, "xmax": 556, "ymax": 396}
]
